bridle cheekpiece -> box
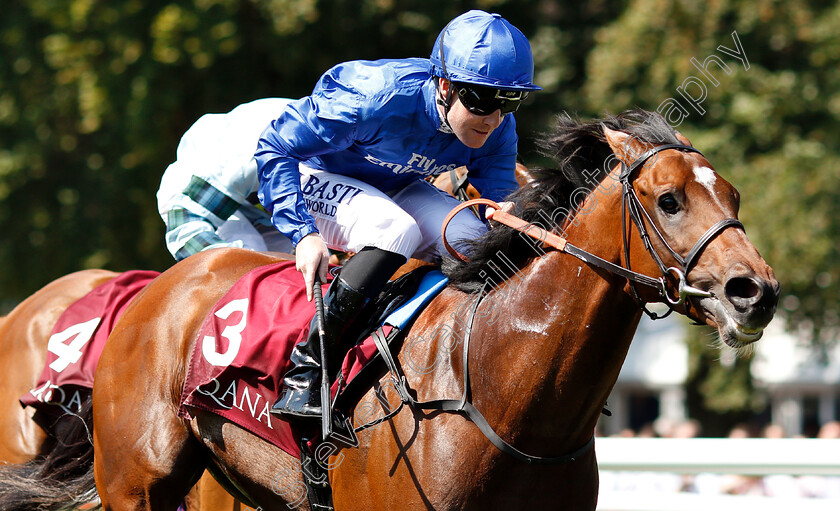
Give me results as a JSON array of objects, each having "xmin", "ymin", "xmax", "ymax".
[{"xmin": 442, "ymin": 143, "xmax": 745, "ymax": 319}]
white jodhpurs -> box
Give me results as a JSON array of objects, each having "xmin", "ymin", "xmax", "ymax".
[
  {"xmin": 215, "ymin": 207, "xmax": 295, "ymax": 254},
  {"xmin": 299, "ymin": 166, "xmax": 487, "ymax": 261}
]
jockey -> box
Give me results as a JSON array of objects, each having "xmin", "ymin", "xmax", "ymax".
[
  {"xmin": 258, "ymin": 10, "xmax": 541, "ymax": 420},
  {"xmin": 157, "ymin": 99, "xmax": 295, "ymax": 260}
]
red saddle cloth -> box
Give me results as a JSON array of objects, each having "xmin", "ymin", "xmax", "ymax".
[
  {"xmin": 179, "ymin": 261, "xmax": 382, "ymax": 459},
  {"xmin": 20, "ymin": 270, "xmax": 160, "ymax": 428}
]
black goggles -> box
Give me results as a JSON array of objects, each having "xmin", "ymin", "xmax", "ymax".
[{"xmin": 453, "ymin": 82, "xmax": 527, "ymax": 116}]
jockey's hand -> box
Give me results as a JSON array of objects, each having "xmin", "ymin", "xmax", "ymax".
[
  {"xmin": 485, "ymin": 201, "xmax": 515, "ymax": 222},
  {"xmin": 295, "ymin": 233, "xmax": 330, "ymax": 301}
]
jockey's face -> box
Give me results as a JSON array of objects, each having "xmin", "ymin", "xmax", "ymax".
[{"xmin": 440, "ymin": 80, "xmax": 504, "ymax": 149}]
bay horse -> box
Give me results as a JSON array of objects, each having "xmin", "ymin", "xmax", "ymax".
[
  {"xmin": 0, "ymin": 271, "xmax": 245, "ymax": 510},
  {"xmin": 3, "ymin": 110, "xmax": 778, "ymax": 510}
]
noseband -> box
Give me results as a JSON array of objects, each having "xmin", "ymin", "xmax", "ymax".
[{"xmin": 442, "ymin": 143, "xmax": 744, "ymax": 319}]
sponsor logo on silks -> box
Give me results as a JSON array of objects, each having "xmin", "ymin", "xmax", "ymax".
[
  {"xmin": 301, "ymin": 175, "xmax": 365, "ymax": 218},
  {"xmin": 301, "ymin": 176, "xmax": 364, "ymax": 203},
  {"xmin": 365, "ymin": 153, "xmax": 458, "ymax": 176},
  {"xmin": 305, "ymin": 198, "xmax": 337, "ymax": 217},
  {"xmin": 29, "ymin": 380, "xmax": 86, "ymax": 414},
  {"xmin": 196, "ymin": 377, "xmax": 275, "ymax": 430}
]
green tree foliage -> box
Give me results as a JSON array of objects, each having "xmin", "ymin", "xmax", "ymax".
[
  {"xmin": 1, "ymin": 0, "xmax": 836, "ymax": 361},
  {"xmin": 582, "ymin": 0, "xmax": 840, "ymax": 344},
  {"xmin": 0, "ymin": 0, "xmax": 625, "ymax": 305}
]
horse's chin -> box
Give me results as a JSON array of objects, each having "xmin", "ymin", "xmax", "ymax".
[{"xmin": 698, "ymin": 297, "xmax": 765, "ymax": 349}]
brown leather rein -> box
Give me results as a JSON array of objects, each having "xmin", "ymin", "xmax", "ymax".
[
  {"xmin": 408, "ymin": 144, "xmax": 743, "ymax": 465},
  {"xmin": 441, "ymin": 145, "xmax": 744, "ymax": 318}
]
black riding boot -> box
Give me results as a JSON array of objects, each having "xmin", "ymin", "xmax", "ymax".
[
  {"xmin": 271, "ymin": 276, "xmax": 368, "ymax": 419},
  {"xmin": 272, "ymin": 247, "xmax": 407, "ymax": 420}
]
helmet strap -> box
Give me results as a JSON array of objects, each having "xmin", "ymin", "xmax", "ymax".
[
  {"xmin": 436, "ymin": 78, "xmax": 455, "ymax": 134},
  {"xmin": 435, "ymin": 23, "xmax": 456, "ymax": 134}
]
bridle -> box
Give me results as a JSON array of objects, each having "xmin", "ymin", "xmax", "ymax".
[
  {"xmin": 443, "ymin": 143, "xmax": 745, "ymax": 319},
  {"xmin": 617, "ymin": 143, "xmax": 743, "ymax": 318},
  {"xmin": 398, "ymin": 143, "xmax": 745, "ymax": 466}
]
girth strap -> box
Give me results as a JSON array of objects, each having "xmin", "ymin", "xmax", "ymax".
[{"xmin": 362, "ymin": 288, "xmax": 595, "ymax": 465}]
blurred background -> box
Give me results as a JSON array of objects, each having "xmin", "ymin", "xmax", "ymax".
[{"xmin": 1, "ymin": 0, "xmax": 837, "ymax": 442}]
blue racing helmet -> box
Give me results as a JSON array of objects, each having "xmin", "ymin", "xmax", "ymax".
[{"xmin": 429, "ymin": 10, "xmax": 541, "ymax": 92}]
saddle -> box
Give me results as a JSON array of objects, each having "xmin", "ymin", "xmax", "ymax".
[
  {"xmin": 178, "ymin": 261, "xmax": 447, "ymax": 453},
  {"xmin": 179, "ymin": 261, "xmax": 448, "ymax": 510},
  {"xmin": 20, "ymin": 271, "xmax": 160, "ymax": 432}
]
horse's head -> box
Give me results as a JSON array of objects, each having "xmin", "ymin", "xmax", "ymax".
[
  {"xmin": 443, "ymin": 110, "xmax": 779, "ymax": 348},
  {"xmin": 602, "ymin": 119, "xmax": 780, "ymax": 348}
]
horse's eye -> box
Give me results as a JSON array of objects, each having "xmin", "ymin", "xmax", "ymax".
[{"xmin": 658, "ymin": 193, "xmax": 680, "ymax": 214}]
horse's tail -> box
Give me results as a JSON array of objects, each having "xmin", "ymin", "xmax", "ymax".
[{"xmin": 0, "ymin": 398, "xmax": 99, "ymax": 511}]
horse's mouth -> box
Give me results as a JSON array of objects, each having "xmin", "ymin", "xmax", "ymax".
[{"xmin": 699, "ymin": 297, "xmax": 765, "ymax": 349}]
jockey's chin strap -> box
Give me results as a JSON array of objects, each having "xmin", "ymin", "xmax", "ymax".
[
  {"xmin": 435, "ymin": 24, "xmax": 456, "ymax": 134},
  {"xmin": 442, "ymin": 144, "xmax": 744, "ymax": 320}
]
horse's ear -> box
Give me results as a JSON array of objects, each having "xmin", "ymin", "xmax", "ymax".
[
  {"xmin": 675, "ymin": 130, "xmax": 692, "ymax": 147},
  {"xmin": 603, "ymin": 126, "xmax": 653, "ymax": 166},
  {"xmin": 515, "ymin": 162, "xmax": 534, "ymax": 185}
]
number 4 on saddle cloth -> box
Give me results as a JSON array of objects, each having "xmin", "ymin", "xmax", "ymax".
[
  {"xmin": 178, "ymin": 261, "xmax": 448, "ymax": 459},
  {"xmin": 19, "ymin": 271, "xmax": 160, "ymax": 431}
]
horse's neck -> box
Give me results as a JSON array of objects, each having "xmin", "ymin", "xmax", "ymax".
[{"xmin": 470, "ymin": 190, "xmax": 644, "ymax": 452}]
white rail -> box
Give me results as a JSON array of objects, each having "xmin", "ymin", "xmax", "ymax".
[
  {"xmin": 595, "ymin": 438, "xmax": 840, "ymax": 511},
  {"xmin": 596, "ymin": 438, "xmax": 840, "ymax": 475},
  {"xmin": 597, "ymin": 492, "xmax": 839, "ymax": 511}
]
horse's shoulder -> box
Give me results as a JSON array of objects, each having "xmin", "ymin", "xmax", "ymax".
[{"xmin": 411, "ymin": 286, "xmax": 471, "ymax": 332}]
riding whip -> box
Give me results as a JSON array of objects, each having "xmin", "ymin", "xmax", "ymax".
[{"xmin": 312, "ymin": 275, "xmax": 333, "ymax": 441}]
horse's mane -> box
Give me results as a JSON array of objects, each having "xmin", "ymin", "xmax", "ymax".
[{"xmin": 442, "ymin": 109, "xmax": 681, "ymax": 292}]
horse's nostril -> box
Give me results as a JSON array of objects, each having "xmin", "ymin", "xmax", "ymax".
[
  {"xmin": 725, "ymin": 277, "xmax": 761, "ymax": 307},
  {"xmin": 726, "ymin": 277, "xmax": 760, "ymax": 300}
]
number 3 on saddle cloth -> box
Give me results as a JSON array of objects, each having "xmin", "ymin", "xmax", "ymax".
[
  {"xmin": 178, "ymin": 261, "xmax": 447, "ymax": 459},
  {"xmin": 20, "ymin": 271, "xmax": 161, "ymax": 431}
]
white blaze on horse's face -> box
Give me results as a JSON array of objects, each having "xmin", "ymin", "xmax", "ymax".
[
  {"xmin": 690, "ymin": 163, "xmax": 731, "ymax": 214},
  {"xmin": 693, "ymin": 165, "xmax": 717, "ymax": 191}
]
